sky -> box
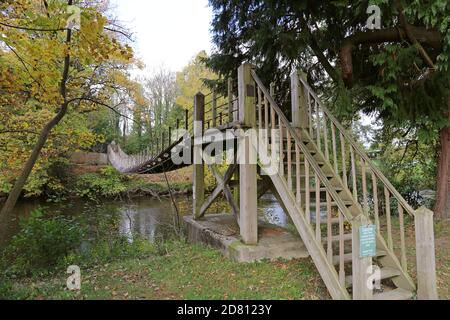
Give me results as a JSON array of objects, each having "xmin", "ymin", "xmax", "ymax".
[{"xmin": 110, "ymin": 0, "xmax": 213, "ymax": 73}]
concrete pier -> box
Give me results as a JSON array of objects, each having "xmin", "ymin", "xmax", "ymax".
[{"xmin": 184, "ymin": 214, "xmax": 309, "ymax": 262}]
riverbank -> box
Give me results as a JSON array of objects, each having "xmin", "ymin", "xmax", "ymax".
[
  {"xmin": 1, "ymin": 218, "xmax": 449, "ymax": 300},
  {"xmin": 0, "ymin": 166, "xmax": 194, "ymax": 205},
  {"xmin": 1, "ymin": 240, "xmax": 329, "ymax": 300}
]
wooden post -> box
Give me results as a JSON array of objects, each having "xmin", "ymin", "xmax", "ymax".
[
  {"xmin": 415, "ymin": 207, "xmax": 438, "ymax": 300},
  {"xmin": 238, "ymin": 63, "xmax": 257, "ymax": 245},
  {"xmin": 352, "ymin": 215, "xmax": 373, "ymax": 300},
  {"xmin": 228, "ymin": 78, "xmax": 233, "ymax": 123},
  {"xmin": 212, "ymin": 88, "xmax": 217, "ymax": 128},
  {"xmin": 238, "ymin": 63, "xmax": 256, "ymax": 128},
  {"xmin": 185, "ymin": 109, "xmax": 189, "ymax": 131},
  {"xmin": 193, "ymin": 93, "xmax": 205, "ymax": 219},
  {"xmin": 290, "ymin": 70, "xmax": 309, "ymax": 129}
]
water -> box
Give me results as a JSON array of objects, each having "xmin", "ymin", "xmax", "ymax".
[{"xmin": 3, "ymin": 193, "xmax": 288, "ymax": 245}]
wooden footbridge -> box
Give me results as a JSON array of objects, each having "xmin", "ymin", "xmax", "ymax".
[{"xmin": 108, "ymin": 63, "xmax": 438, "ymax": 300}]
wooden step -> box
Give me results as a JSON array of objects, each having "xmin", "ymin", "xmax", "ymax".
[
  {"xmin": 322, "ymin": 233, "xmax": 352, "ymax": 244},
  {"xmin": 309, "ymin": 200, "xmax": 354, "ymax": 207},
  {"xmin": 345, "ymin": 267, "xmax": 402, "ymax": 288},
  {"xmin": 282, "ymin": 173, "xmax": 335, "ymax": 179},
  {"xmin": 283, "ymin": 159, "xmax": 325, "ymax": 166},
  {"xmin": 295, "ymin": 186, "xmax": 345, "ymax": 193},
  {"xmin": 317, "ymin": 217, "xmax": 340, "ymax": 225},
  {"xmin": 332, "ymin": 250, "xmax": 387, "ymax": 266},
  {"xmin": 373, "ymin": 288, "xmax": 414, "ymax": 300}
]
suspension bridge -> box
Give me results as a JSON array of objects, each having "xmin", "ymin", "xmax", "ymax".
[{"xmin": 107, "ymin": 63, "xmax": 438, "ymax": 300}]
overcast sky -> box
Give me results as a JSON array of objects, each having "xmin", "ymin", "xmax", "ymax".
[{"xmin": 110, "ymin": 0, "xmax": 213, "ymax": 73}]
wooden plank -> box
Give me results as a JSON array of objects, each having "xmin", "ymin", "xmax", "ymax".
[
  {"xmin": 398, "ymin": 205, "xmax": 407, "ymax": 272},
  {"xmin": 290, "ymin": 70, "xmax": 309, "ymax": 129},
  {"xmin": 228, "ymin": 78, "xmax": 233, "ymax": 123},
  {"xmin": 352, "ymin": 214, "xmax": 373, "ymax": 300},
  {"xmin": 326, "ymin": 191, "xmax": 333, "ymax": 264},
  {"xmin": 287, "ymin": 129, "xmax": 292, "ymax": 190},
  {"xmin": 305, "ymin": 160, "xmax": 311, "ymax": 224},
  {"xmin": 193, "ymin": 93, "xmax": 205, "ymax": 218},
  {"xmin": 315, "ymin": 173, "xmax": 321, "ymax": 242},
  {"xmin": 323, "ymin": 116, "xmax": 330, "ymax": 161},
  {"xmin": 264, "ymin": 96, "xmax": 269, "ymax": 148},
  {"xmin": 239, "ymin": 132, "xmax": 258, "ymax": 245},
  {"xmin": 200, "ymin": 164, "xmax": 238, "ymax": 218},
  {"xmin": 331, "ymin": 123, "xmax": 338, "ymax": 174},
  {"xmin": 238, "ymin": 63, "xmax": 258, "ymax": 244},
  {"xmin": 415, "ymin": 207, "xmax": 438, "ymax": 300},
  {"xmin": 238, "ymin": 63, "xmax": 256, "ymax": 127},
  {"xmin": 257, "ymin": 87, "xmax": 263, "ymax": 143},
  {"xmin": 316, "ymin": 101, "xmax": 321, "ymax": 152},
  {"xmin": 340, "ymin": 132, "xmax": 348, "ymax": 187},
  {"xmin": 384, "ymin": 187, "xmax": 393, "ymax": 251},
  {"xmin": 372, "ymin": 172, "xmax": 381, "ymax": 233},
  {"xmin": 296, "ymin": 144, "xmax": 301, "ymax": 206},
  {"xmin": 279, "ymin": 118, "xmax": 284, "ymax": 177},
  {"xmin": 350, "ymin": 145, "xmax": 357, "ymax": 201},
  {"xmin": 212, "ymin": 88, "xmax": 217, "ymax": 128},
  {"xmin": 339, "ymin": 211, "xmax": 345, "ymax": 287},
  {"xmin": 361, "ymin": 157, "xmax": 369, "ymax": 215}
]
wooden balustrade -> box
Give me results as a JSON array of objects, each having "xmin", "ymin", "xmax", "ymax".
[
  {"xmin": 253, "ymin": 70, "xmax": 355, "ymax": 298},
  {"xmin": 291, "ymin": 71, "xmax": 420, "ymax": 278}
]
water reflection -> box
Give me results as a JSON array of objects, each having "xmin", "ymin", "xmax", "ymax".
[{"xmin": 6, "ymin": 193, "xmax": 288, "ymax": 244}]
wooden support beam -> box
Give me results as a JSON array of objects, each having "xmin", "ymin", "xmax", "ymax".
[
  {"xmin": 212, "ymin": 88, "xmax": 217, "ymax": 128},
  {"xmin": 415, "ymin": 207, "xmax": 438, "ymax": 300},
  {"xmin": 228, "ymin": 78, "xmax": 234, "ymax": 124},
  {"xmin": 352, "ymin": 214, "xmax": 373, "ymax": 300},
  {"xmin": 290, "ymin": 70, "xmax": 309, "ymax": 130},
  {"xmin": 238, "ymin": 63, "xmax": 256, "ymax": 127},
  {"xmin": 238, "ymin": 63, "xmax": 258, "ymax": 245},
  {"xmin": 193, "ymin": 93, "xmax": 205, "ymax": 219},
  {"xmin": 199, "ymin": 164, "xmax": 239, "ymax": 221}
]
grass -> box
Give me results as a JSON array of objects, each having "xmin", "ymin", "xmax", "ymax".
[
  {"xmin": 2, "ymin": 241, "xmax": 329, "ymax": 300},
  {"xmin": 379, "ymin": 216, "xmax": 449, "ymax": 299},
  {"xmin": 2, "ymin": 216, "xmax": 448, "ymax": 300}
]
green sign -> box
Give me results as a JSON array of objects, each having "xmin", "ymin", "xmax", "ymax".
[{"xmin": 359, "ymin": 225, "xmax": 376, "ymax": 258}]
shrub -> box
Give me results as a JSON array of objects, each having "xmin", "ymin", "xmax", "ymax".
[
  {"xmin": 1, "ymin": 209, "xmax": 83, "ymax": 276},
  {"xmin": 75, "ymin": 166, "xmax": 128, "ymax": 200}
]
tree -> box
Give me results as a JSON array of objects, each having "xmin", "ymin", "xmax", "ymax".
[
  {"xmin": 0, "ymin": 0, "xmax": 139, "ymax": 219},
  {"xmin": 206, "ymin": 0, "xmax": 449, "ymax": 218}
]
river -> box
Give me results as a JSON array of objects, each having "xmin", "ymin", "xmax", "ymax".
[{"xmin": 3, "ymin": 194, "xmax": 288, "ymax": 245}]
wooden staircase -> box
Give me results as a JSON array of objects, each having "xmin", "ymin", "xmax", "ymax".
[{"xmin": 251, "ymin": 70, "xmax": 418, "ymax": 300}]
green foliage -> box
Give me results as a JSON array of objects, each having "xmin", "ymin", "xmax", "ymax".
[
  {"xmin": 66, "ymin": 235, "xmax": 156, "ymax": 269},
  {"xmin": 1, "ymin": 209, "xmax": 84, "ymax": 276},
  {"xmin": 75, "ymin": 166, "xmax": 129, "ymax": 200},
  {"xmin": 0, "ymin": 207, "xmax": 157, "ymax": 282}
]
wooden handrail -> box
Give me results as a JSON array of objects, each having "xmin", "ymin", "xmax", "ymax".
[
  {"xmin": 297, "ymin": 77, "xmax": 416, "ymax": 217},
  {"xmin": 251, "ymin": 70, "xmax": 355, "ymax": 222}
]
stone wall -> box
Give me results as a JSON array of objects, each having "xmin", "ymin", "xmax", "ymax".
[{"xmin": 70, "ymin": 151, "xmax": 108, "ymax": 166}]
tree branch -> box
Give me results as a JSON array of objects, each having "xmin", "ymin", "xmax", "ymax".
[
  {"xmin": 340, "ymin": 26, "xmax": 441, "ymax": 87},
  {"xmin": 68, "ymin": 97, "xmax": 140, "ymax": 125},
  {"xmin": 298, "ymin": 15, "xmax": 339, "ymax": 82},
  {"xmin": 395, "ymin": 0, "xmax": 435, "ymax": 69}
]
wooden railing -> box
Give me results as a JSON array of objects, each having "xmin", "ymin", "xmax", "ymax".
[
  {"xmin": 108, "ymin": 78, "xmax": 239, "ymax": 174},
  {"xmin": 252, "ymin": 70, "xmax": 354, "ymax": 294},
  {"xmin": 293, "ymin": 73, "xmax": 415, "ymax": 274}
]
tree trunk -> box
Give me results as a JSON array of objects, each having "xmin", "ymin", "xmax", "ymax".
[
  {"xmin": 0, "ymin": 24, "xmax": 72, "ymax": 222},
  {"xmin": 0, "ymin": 104, "xmax": 69, "ymax": 221},
  {"xmin": 434, "ymin": 111, "xmax": 450, "ymax": 219}
]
